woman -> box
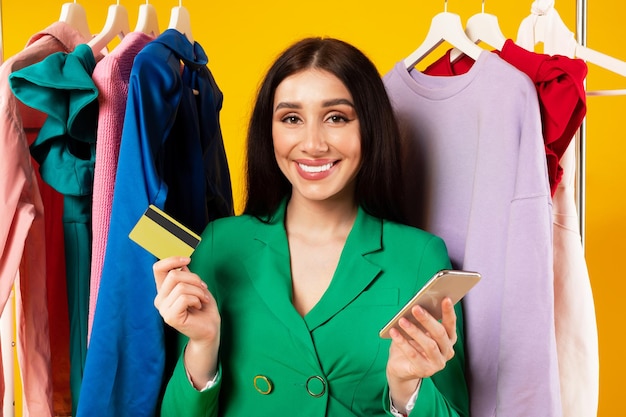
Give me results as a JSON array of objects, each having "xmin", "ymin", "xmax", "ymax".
[{"xmin": 154, "ymin": 37, "xmax": 469, "ymax": 416}]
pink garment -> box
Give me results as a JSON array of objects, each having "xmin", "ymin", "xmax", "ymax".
[
  {"xmin": 0, "ymin": 22, "xmax": 88, "ymax": 417},
  {"xmin": 551, "ymin": 138, "xmax": 599, "ymax": 417},
  {"xmin": 88, "ymin": 32, "xmax": 154, "ymax": 342},
  {"xmin": 517, "ymin": 13, "xmax": 600, "ymax": 416}
]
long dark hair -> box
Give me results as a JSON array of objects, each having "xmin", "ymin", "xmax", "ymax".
[{"xmin": 244, "ymin": 37, "xmax": 406, "ymax": 224}]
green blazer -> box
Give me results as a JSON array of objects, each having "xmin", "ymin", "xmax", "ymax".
[{"xmin": 161, "ymin": 202, "xmax": 469, "ymax": 417}]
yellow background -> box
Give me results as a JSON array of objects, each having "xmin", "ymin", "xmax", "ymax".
[{"xmin": 1, "ymin": 1, "xmax": 623, "ymax": 416}]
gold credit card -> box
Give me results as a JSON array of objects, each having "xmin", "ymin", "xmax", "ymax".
[{"xmin": 129, "ymin": 205, "xmax": 201, "ymax": 259}]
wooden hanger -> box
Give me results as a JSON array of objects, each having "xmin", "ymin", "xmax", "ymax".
[
  {"xmin": 135, "ymin": 1, "xmax": 160, "ymax": 36},
  {"xmin": 87, "ymin": 2, "xmax": 130, "ymax": 54},
  {"xmin": 59, "ymin": 1, "xmax": 91, "ymax": 40},
  {"xmin": 404, "ymin": 0, "xmax": 484, "ymax": 69},
  {"xmin": 450, "ymin": 1, "xmax": 507, "ymax": 61},
  {"xmin": 517, "ymin": 3, "xmax": 626, "ymax": 95},
  {"xmin": 168, "ymin": 1, "xmax": 193, "ymax": 44}
]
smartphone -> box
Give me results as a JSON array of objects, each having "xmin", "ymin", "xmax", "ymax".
[{"xmin": 379, "ymin": 269, "xmax": 481, "ymax": 339}]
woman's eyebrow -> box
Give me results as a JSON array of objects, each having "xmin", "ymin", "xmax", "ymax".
[
  {"xmin": 274, "ymin": 98, "xmax": 355, "ymax": 112},
  {"xmin": 274, "ymin": 101, "xmax": 301, "ymax": 111},
  {"xmin": 322, "ymin": 98, "xmax": 355, "ymax": 108}
]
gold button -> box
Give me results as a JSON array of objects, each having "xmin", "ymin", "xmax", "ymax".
[
  {"xmin": 253, "ymin": 375, "xmax": 273, "ymax": 395},
  {"xmin": 305, "ymin": 375, "xmax": 326, "ymax": 397}
]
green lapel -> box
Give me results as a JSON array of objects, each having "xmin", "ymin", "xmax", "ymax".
[
  {"xmin": 242, "ymin": 202, "xmax": 317, "ymax": 354},
  {"xmin": 242, "ymin": 202, "xmax": 384, "ymax": 350},
  {"xmin": 304, "ymin": 206, "xmax": 383, "ymax": 331}
]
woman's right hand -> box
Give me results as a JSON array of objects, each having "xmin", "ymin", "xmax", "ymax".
[{"xmin": 153, "ymin": 256, "xmax": 221, "ymax": 387}]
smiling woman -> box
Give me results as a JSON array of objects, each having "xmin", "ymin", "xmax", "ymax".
[
  {"xmin": 244, "ymin": 37, "xmax": 410, "ymax": 223},
  {"xmin": 154, "ymin": 37, "xmax": 470, "ymax": 417},
  {"xmin": 272, "ymin": 69, "xmax": 362, "ymax": 207},
  {"xmin": 271, "ymin": 69, "xmax": 363, "ymax": 316}
]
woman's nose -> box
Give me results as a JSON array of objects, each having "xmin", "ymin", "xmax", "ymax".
[{"xmin": 301, "ymin": 123, "xmax": 329, "ymax": 153}]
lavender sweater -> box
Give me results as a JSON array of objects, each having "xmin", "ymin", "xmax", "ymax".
[{"xmin": 383, "ymin": 52, "xmax": 561, "ymax": 417}]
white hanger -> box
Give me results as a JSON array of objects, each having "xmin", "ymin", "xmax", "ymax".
[
  {"xmin": 404, "ymin": 0, "xmax": 484, "ymax": 69},
  {"xmin": 168, "ymin": 1, "xmax": 194, "ymax": 44},
  {"xmin": 135, "ymin": 1, "xmax": 160, "ymax": 36},
  {"xmin": 450, "ymin": 0, "xmax": 507, "ymax": 61},
  {"xmin": 517, "ymin": 1, "xmax": 626, "ymax": 95},
  {"xmin": 59, "ymin": 1, "xmax": 91, "ymax": 40},
  {"xmin": 87, "ymin": 2, "xmax": 130, "ymax": 53},
  {"xmin": 464, "ymin": 1, "xmax": 507, "ymax": 51}
]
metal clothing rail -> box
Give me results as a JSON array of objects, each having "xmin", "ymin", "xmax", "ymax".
[{"xmin": 576, "ymin": 0, "xmax": 587, "ymax": 249}]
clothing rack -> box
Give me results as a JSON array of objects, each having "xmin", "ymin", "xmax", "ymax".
[
  {"xmin": 0, "ymin": 2, "xmax": 594, "ymax": 251},
  {"xmin": 0, "ymin": 1, "xmax": 596, "ymax": 416}
]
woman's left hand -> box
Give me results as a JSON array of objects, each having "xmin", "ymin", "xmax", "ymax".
[{"xmin": 386, "ymin": 297, "xmax": 458, "ymax": 413}]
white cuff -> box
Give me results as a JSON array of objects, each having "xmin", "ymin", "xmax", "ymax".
[
  {"xmin": 185, "ymin": 367, "xmax": 218, "ymax": 392},
  {"xmin": 390, "ymin": 379, "xmax": 421, "ymax": 416}
]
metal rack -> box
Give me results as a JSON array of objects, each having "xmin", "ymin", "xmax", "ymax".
[{"xmin": 576, "ymin": 0, "xmax": 587, "ymax": 249}]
